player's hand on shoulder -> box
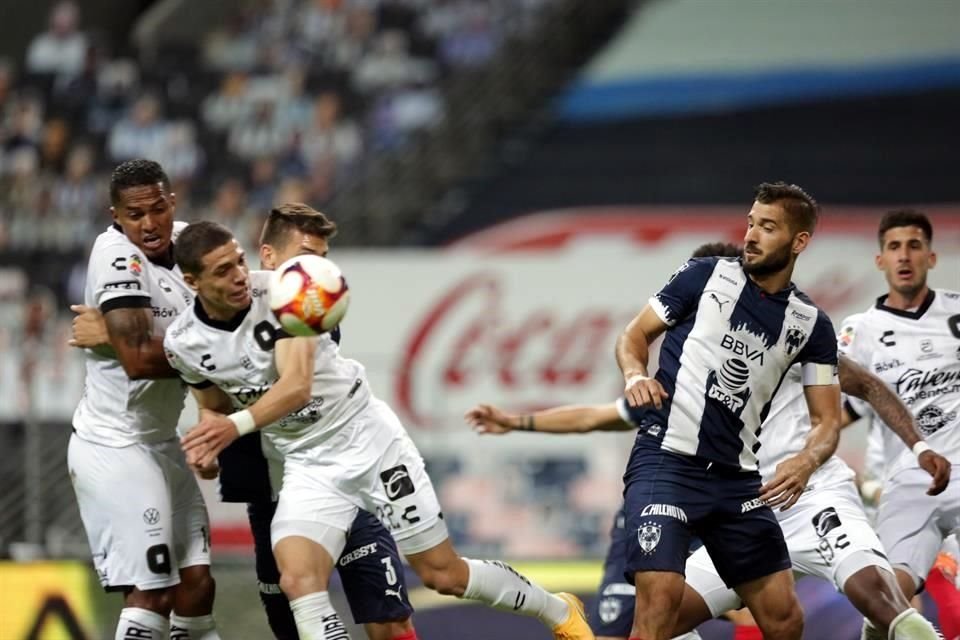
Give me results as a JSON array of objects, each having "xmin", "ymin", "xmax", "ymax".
[
  {"xmin": 465, "ymin": 404, "xmax": 513, "ymax": 435},
  {"xmin": 760, "ymin": 451, "xmax": 818, "ymax": 511},
  {"xmin": 918, "ymin": 449, "xmax": 951, "ymax": 496},
  {"xmin": 69, "ymin": 305, "xmax": 111, "ymax": 351},
  {"xmin": 181, "ymin": 408, "xmax": 240, "ymax": 469},
  {"xmin": 623, "ymin": 373, "xmax": 669, "ymax": 409}
]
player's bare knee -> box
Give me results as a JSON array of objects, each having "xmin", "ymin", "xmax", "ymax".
[
  {"xmin": 178, "ymin": 568, "xmax": 216, "ymax": 611},
  {"xmin": 755, "ymin": 601, "xmax": 804, "ymax": 639},
  {"xmin": 126, "ymin": 586, "xmax": 174, "ymax": 615},
  {"xmin": 279, "ymin": 568, "xmax": 327, "ymax": 599},
  {"xmin": 419, "ymin": 565, "xmax": 465, "ymax": 596}
]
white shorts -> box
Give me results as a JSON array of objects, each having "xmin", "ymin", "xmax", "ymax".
[
  {"xmin": 876, "ymin": 465, "xmax": 960, "ymax": 588},
  {"xmin": 686, "ymin": 480, "xmax": 889, "ymax": 616},
  {"xmin": 68, "ymin": 434, "xmax": 211, "ymax": 592},
  {"xmin": 272, "ymin": 398, "xmax": 448, "ymax": 556}
]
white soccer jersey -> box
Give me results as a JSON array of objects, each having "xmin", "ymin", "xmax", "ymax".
[
  {"xmin": 756, "ymin": 363, "xmax": 854, "ymax": 487},
  {"xmin": 839, "ymin": 290, "xmax": 960, "ymax": 480},
  {"xmin": 72, "ymin": 223, "xmax": 193, "ymax": 447},
  {"xmin": 163, "ymin": 270, "xmax": 371, "ymax": 457}
]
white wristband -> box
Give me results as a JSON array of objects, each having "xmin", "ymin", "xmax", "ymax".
[
  {"xmin": 227, "ymin": 409, "xmax": 256, "ymax": 436},
  {"xmin": 625, "ymin": 374, "xmax": 649, "ymax": 388},
  {"xmin": 913, "ymin": 441, "xmax": 932, "ymax": 458},
  {"xmin": 859, "ymin": 479, "xmax": 882, "ymax": 502}
]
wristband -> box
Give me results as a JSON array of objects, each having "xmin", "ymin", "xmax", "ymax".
[
  {"xmin": 625, "ymin": 374, "xmax": 649, "ymax": 388},
  {"xmin": 859, "ymin": 479, "xmax": 882, "ymax": 502},
  {"xmin": 913, "ymin": 441, "xmax": 932, "ymax": 458},
  {"xmin": 518, "ymin": 415, "xmax": 536, "ymax": 431},
  {"xmin": 228, "ymin": 409, "xmax": 256, "ymax": 436}
]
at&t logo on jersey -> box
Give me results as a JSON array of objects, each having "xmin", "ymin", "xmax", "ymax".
[{"xmin": 707, "ymin": 357, "xmax": 752, "ymax": 413}]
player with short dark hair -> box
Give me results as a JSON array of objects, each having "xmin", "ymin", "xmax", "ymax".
[
  {"xmin": 165, "ymin": 221, "xmax": 594, "ymax": 640},
  {"xmin": 615, "ymin": 183, "xmax": 841, "ymax": 640},
  {"xmin": 68, "ymin": 159, "xmax": 221, "ymax": 640},
  {"xmin": 839, "ymin": 210, "xmax": 960, "ymax": 640}
]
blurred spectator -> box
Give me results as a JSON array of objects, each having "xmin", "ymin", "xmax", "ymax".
[
  {"xmin": 87, "ymin": 58, "xmax": 139, "ymax": 134},
  {"xmin": 51, "ymin": 144, "xmax": 100, "ymax": 216},
  {"xmin": 353, "ymin": 30, "xmax": 436, "ymax": 94},
  {"xmin": 368, "ymin": 83, "xmax": 442, "ymax": 150},
  {"xmin": 38, "ymin": 118, "xmax": 70, "ymax": 173},
  {"xmin": 228, "ymin": 101, "xmax": 291, "ymax": 160},
  {"xmin": 300, "ymin": 91, "xmax": 362, "ymax": 171},
  {"xmin": 53, "ymin": 44, "xmax": 102, "ymax": 116},
  {"xmin": 25, "ymin": 1, "xmax": 88, "ymax": 76},
  {"xmin": 202, "ymin": 72, "xmax": 251, "ymax": 132},
  {"xmin": 297, "ymin": 0, "xmax": 347, "ymax": 49},
  {"xmin": 327, "ymin": 5, "xmax": 376, "ymax": 69},
  {"xmin": 156, "ymin": 121, "xmax": 202, "ymax": 184},
  {"xmin": 198, "ymin": 178, "xmax": 251, "ymax": 226},
  {"xmin": 247, "ymin": 156, "xmax": 280, "ymax": 211},
  {"xmin": 3, "ymin": 96, "xmax": 45, "ymax": 157},
  {"xmin": 439, "ymin": 9, "xmax": 498, "ymax": 68},
  {"xmin": 107, "ymin": 94, "xmax": 169, "ymax": 161},
  {"xmin": 203, "ymin": 11, "xmax": 261, "ymax": 71}
]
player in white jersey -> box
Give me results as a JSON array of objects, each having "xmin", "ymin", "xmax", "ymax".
[
  {"xmin": 67, "ymin": 160, "xmax": 221, "ymax": 640},
  {"xmin": 838, "ymin": 209, "xmax": 960, "ymax": 639},
  {"xmin": 163, "ymin": 221, "xmax": 595, "ymax": 640},
  {"xmin": 466, "ymin": 352, "xmax": 948, "ymax": 640}
]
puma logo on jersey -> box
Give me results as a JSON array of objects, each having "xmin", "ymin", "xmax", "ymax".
[
  {"xmin": 380, "ymin": 465, "xmax": 415, "ymax": 500},
  {"xmin": 709, "ymin": 293, "xmax": 730, "ymax": 311}
]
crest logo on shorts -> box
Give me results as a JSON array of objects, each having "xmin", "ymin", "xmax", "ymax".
[
  {"xmin": 637, "ymin": 522, "xmax": 662, "ymax": 554},
  {"xmin": 143, "ymin": 508, "xmax": 161, "ymax": 525},
  {"xmin": 380, "ymin": 464, "xmax": 416, "ymax": 501},
  {"xmin": 598, "ymin": 597, "xmax": 622, "ymax": 624},
  {"xmin": 812, "ymin": 507, "xmax": 842, "ymax": 537}
]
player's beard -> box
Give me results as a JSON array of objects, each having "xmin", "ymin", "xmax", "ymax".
[{"xmin": 742, "ymin": 241, "xmax": 793, "ymax": 277}]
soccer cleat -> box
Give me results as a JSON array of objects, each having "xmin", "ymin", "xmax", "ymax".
[{"xmin": 551, "ymin": 592, "xmax": 595, "ymax": 640}]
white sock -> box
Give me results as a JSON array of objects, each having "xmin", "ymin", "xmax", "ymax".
[
  {"xmin": 170, "ymin": 613, "xmax": 221, "ymax": 640},
  {"xmin": 115, "ymin": 607, "xmax": 168, "ymax": 640},
  {"xmin": 462, "ymin": 558, "xmax": 569, "ymax": 627},
  {"xmin": 888, "ymin": 608, "xmax": 942, "ymax": 640},
  {"xmin": 289, "ymin": 592, "xmax": 351, "ymax": 640}
]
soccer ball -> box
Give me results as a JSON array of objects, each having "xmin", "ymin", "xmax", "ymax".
[{"xmin": 269, "ymin": 255, "xmax": 350, "ymax": 336}]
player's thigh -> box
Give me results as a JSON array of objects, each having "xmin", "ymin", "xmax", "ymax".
[
  {"xmin": 733, "ymin": 568, "xmax": 800, "ymax": 629},
  {"xmin": 876, "ymin": 473, "xmax": 943, "ymax": 587},
  {"xmin": 336, "ymin": 510, "xmax": 414, "ymax": 625},
  {"xmin": 683, "ymin": 545, "xmax": 741, "ymax": 621},
  {"xmin": 358, "ymin": 419, "xmax": 448, "ymax": 556},
  {"xmin": 272, "ymin": 456, "xmax": 354, "ymax": 562},
  {"xmin": 698, "ymin": 468, "xmax": 792, "ymax": 591},
  {"xmin": 591, "ymin": 507, "xmax": 636, "ymax": 638},
  {"xmin": 160, "ymin": 440, "xmax": 212, "ymax": 571},
  {"xmin": 779, "ymin": 482, "xmax": 891, "ymax": 591},
  {"xmin": 68, "ymin": 435, "xmax": 180, "ymax": 591}
]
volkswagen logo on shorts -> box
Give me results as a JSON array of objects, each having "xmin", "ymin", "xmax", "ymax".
[
  {"xmin": 143, "ymin": 508, "xmax": 161, "ymax": 525},
  {"xmin": 380, "ymin": 465, "xmax": 416, "ymax": 501},
  {"xmin": 718, "ymin": 358, "xmax": 750, "ymax": 392}
]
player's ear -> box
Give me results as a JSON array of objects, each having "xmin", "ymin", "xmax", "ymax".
[
  {"xmin": 259, "ymin": 244, "xmax": 275, "ymax": 270},
  {"xmin": 875, "ymin": 253, "xmax": 884, "ymax": 271},
  {"xmin": 929, "ymin": 249, "xmax": 937, "ymax": 269},
  {"xmin": 182, "ymin": 272, "xmax": 199, "ymax": 291},
  {"xmin": 110, "ymin": 206, "xmax": 118, "ymax": 223},
  {"xmin": 168, "ymin": 191, "xmax": 176, "ymax": 210},
  {"xmin": 791, "ymin": 231, "xmax": 810, "ymax": 255}
]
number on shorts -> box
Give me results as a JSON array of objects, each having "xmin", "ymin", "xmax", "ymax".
[
  {"xmin": 254, "ymin": 321, "xmax": 278, "ymax": 351},
  {"xmin": 146, "ymin": 544, "xmax": 172, "ymax": 574},
  {"xmin": 381, "ymin": 556, "xmax": 398, "ymax": 586}
]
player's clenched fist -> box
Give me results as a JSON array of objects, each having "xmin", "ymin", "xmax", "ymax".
[{"xmin": 624, "ymin": 373, "xmax": 669, "ymax": 409}]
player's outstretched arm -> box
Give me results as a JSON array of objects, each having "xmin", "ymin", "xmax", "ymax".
[
  {"xmin": 465, "ymin": 403, "xmax": 630, "ymax": 435},
  {"xmin": 839, "ymin": 355, "xmax": 950, "ymax": 495},
  {"xmin": 616, "ymin": 304, "xmax": 669, "ymax": 409},
  {"xmin": 181, "ymin": 336, "xmax": 317, "ymax": 468},
  {"xmin": 762, "ymin": 383, "xmax": 842, "ymax": 511},
  {"xmin": 103, "ymin": 306, "xmax": 179, "ymax": 379}
]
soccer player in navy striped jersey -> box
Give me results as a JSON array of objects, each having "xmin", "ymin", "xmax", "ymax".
[{"xmin": 615, "ymin": 183, "xmax": 842, "ymax": 640}]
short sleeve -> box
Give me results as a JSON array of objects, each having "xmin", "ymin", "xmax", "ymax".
[
  {"xmin": 648, "ymin": 258, "xmax": 717, "ymax": 327},
  {"xmin": 90, "ymin": 242, "xmax": 150, "ymax": 310},
  {"xmin": 798, "ymin": 310, "xmax": 839, "ymax": 386},
  {"xmin": 163, "ymin": 335, "xmax": 211, "ymax": 388},
  {"xmin": 836, "ymin": 313, "xmax": 868, "ymax": 366}
]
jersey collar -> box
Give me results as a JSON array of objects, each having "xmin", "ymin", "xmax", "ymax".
[
  {"xmin": 875, "ymin": 289, "xmax": 935, "ymax": 319},
  {"xmin": 194, "ymin": 296, "xmax": 251, "ymax": 331},
  {"xmin": 110, "ymin": 223, "xmax": 177, "ymax": 270}
]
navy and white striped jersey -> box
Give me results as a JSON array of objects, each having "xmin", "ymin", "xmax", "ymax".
[{"xmin": 626, "ymin": 256, "xmax": 838, "ymax": 471}]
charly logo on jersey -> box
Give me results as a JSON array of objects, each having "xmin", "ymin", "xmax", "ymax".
[
  {"xmin": 637, "ymin": 522, "xmax": 662, "ymax": 553},
  {"xmin": 599, "ymin": 597, "xmax": 623, "ymax": 624},
  {"xmin": 880, "ymin": 330, "xmax": 896, "ymax": 347},
  {"xmin": 812, "ymin": 507, "xmax": 842, "ymax": 537},
  {"xmin": 380, "ymin": 465, "xmax": 416, "ymax": 501},
  {"xmin": 917, "ymin": 405, "xmax": 958, "ymax": 437}
]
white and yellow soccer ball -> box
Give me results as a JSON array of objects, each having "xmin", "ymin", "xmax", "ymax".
[{"xmin": 269, "ymin": 255, "xmax": 350, "ymax": 336}]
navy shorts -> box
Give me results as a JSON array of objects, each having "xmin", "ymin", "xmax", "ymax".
[
  {"xmin": 591, "ymin": 504, "xmax": 706, "ymax": 636},
  {"xmin": 623, "ymin": 442, "xmax": 789, "ymax": 589},
  {"xmin": 218, "ymin": 432, "xmax": 273, "ymax": 503},
  {"xmin": 339, "ymin": 510, "xmax": 415, "ymax": 624}
]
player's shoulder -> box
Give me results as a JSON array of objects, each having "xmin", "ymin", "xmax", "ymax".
[
  {"xmin": 249, "ymin": 270, "xmax": 272, "ymax": 291},
  {"xmin": 164, "ymin": 299, "xmax": 200, "ymax": 348},
  {"xmin": 935, "ymin": 289, "xmax": 960, "ymax": 308},
  {"xmin": 171, "ymin": 220, "xmax": 189, "ymax": 242}
]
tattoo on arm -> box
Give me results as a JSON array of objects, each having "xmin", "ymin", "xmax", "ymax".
[
  {"xmin": 840, "ymin": 355, "xmax": 919, "ymax": 446},
  {"xmin": 103, "ymin": 307, "xmax": 178, "ymax": 379},
  {"xmin": 104, "ymin": 307, "xmax": 153, "ymax": 349}
]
